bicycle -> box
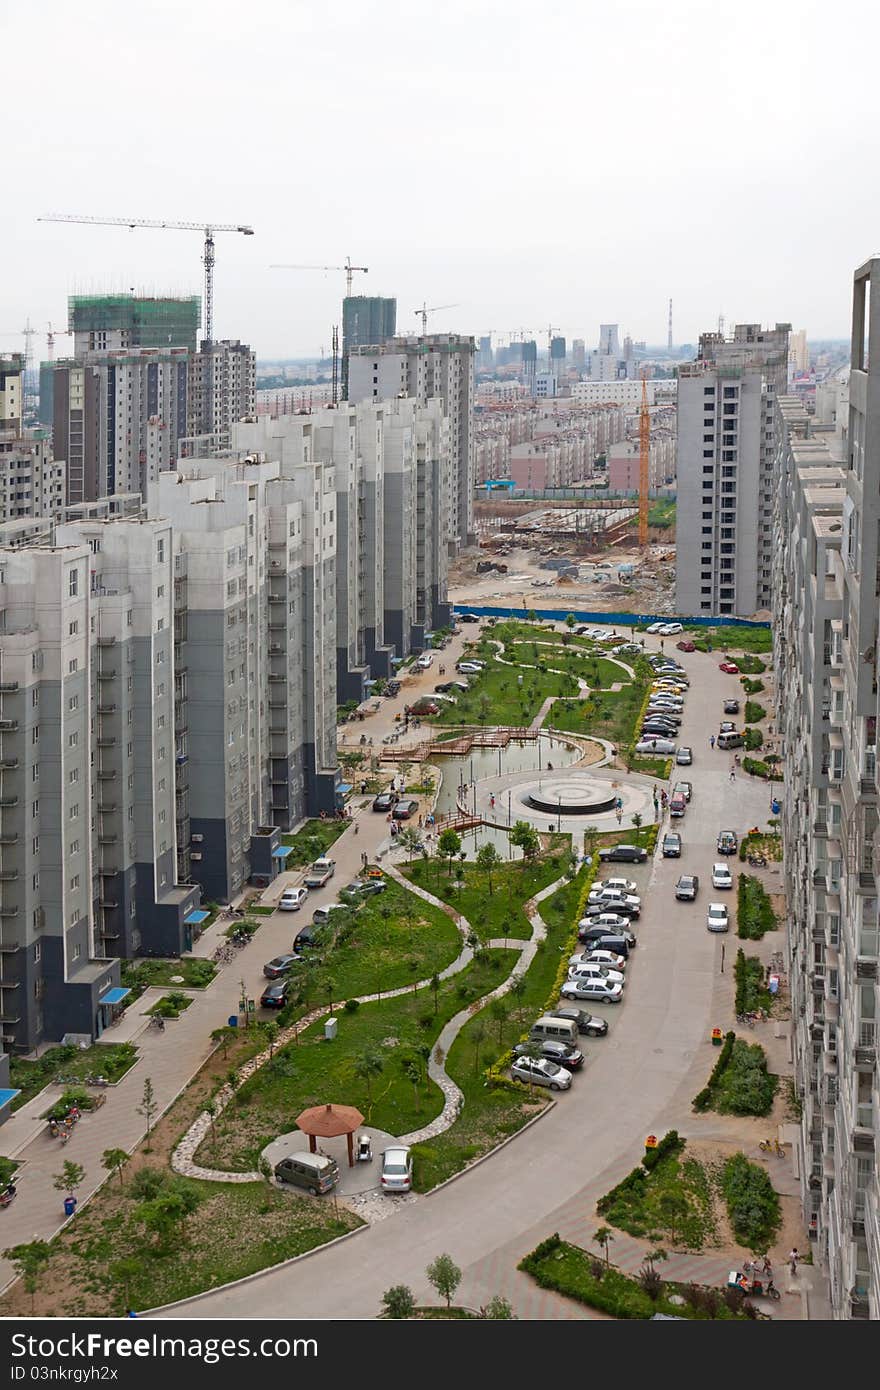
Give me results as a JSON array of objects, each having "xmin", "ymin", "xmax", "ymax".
[
  {"xmin": 148, "ymin": 1014, "xmax": 166, "ymax": 1032},
  {"xmin": 759, "ymin": 1137, "xmax": 785, "ymax": 1157},
  {"xmin": 735, "ymin": 1013, "xmax": 755, "ymax": 1027}
]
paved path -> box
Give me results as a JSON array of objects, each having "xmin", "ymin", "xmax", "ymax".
[{"xmin": 155, "ymin": 639, "xmax": 825, "ymax": 1320}]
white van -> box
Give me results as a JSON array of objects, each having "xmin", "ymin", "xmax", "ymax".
[
  {"xmin": 312, "ymin": 903, "xmax": 346, "ymax": 926},
  {"xmin": 529, "ymin": 1015, "xmax": 579, "ymax": 1046}
]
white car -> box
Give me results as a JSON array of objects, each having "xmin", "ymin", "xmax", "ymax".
[
  {"xmin": 587, "ymin": 887, "xmax": 641, "ymax": 912},
  {"xmin": 712, "ymin": 863, "xmax": 734, "ymax": 890},
  {"xmin": 457, "ymin": 661, "xmax": 482, "ymax": 674},
  {"xmin": 278, "ymin": 886, "xmax": 308, "ymax": 911},
  {"xmin": 599, "ymin": 877, "xmax": 638, "ymax": 895},
  {"xmin": 568, "ymin": 962, "xmax": 625, "ymax": 986},
  {"xmin": 659, "ymin": 622, "xmax": 683, "ymax": 635},
  {"xmin": 645, "ymin": 621, "xmax": 666, "ymax": 634},
  {"xmin": 561, "ymin": 978, "xmax": 623, "ymax": 1003},
  {"xmin": 510, "ymin": 1056, "xmax": 572, "ymax": 1091},
  {"xmin": 636, "ymin": 738, "xmax": 676, "ymax": 754},
  {"xmin": 585, "ymin": 949, "xmax": 627, "ymax": 971},
  {"xmin": 707, "ymin": 902, "xmax": 730, "ymax": 933},
  {"xmin": 416, "ymin": 653, "xmax": 433, "ymax": 669}
]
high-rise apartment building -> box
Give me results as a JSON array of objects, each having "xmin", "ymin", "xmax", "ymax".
[
  {"xmin": 774, "ymin": 258, "xmax": 880, "ymax": 1321},
  {"xmin": 572, "ymin": 339, "xmax": 586, "ymax": 372},
  {"xmin": 1, "ymin": 355, "xmax": 23, "ymax": 435},
  {"xmin": 676, "ymin": 322, "xmax": 790, "ymax": 617},
  {"xmin": 53, "ymin": 340, "xmax": 255, "ymax": 504},
  {"xmin": 68, "ymin": 295, "xmax": 200, "ymax": 357},
  {"xmin": 341, "ymin": 296, "xmax": 396, "ymax": 398},
  {"xmin": 347, "ymin": 334, "xmax": 475, "ymax": 551},
  {"xmin": 789, "ymin": 328, "xmax": 809, "ymax": 376},
  {"xmin": 1, "ymin": 356, "xmax": 65, "ymax": 522}
]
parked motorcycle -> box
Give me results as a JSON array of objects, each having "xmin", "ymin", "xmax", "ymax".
[
  {"xmin": 0, "ymin": 1183, "xmax": 17, "ymax": 1208},
  {"xmin": 747, "ymin": 853, "xmax": 767, "ymax": 868}
]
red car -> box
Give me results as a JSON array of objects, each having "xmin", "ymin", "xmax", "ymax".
[
  {"xmin": 676, "ymin": 640, "xmax": 696, "ymax": 652},
  {"xmin": 718, "ymin": 661, "xmax": 740, "ymax": 674}
]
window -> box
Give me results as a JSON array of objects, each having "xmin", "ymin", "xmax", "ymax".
[
  {"xmin": 70, "ymin": 839, "xmax": 79, "ymax": 855},
  {"xmin": 70, "ymin": 875, "xmax": 79, "ymax": 891},
  {"xmin": 31, "ymin": 798, "xmax": 38, "ymax": 817},
  {"xmin": 701, "ymin": 526, "xmax": 712, "ymax": 535},
  {"xmin": 31, "ymin": 689, "xmax": 38, "ymax": 708},
  {"xmin": 69, "ymin": 804, "xmax": 78, "ymax": 820},
  {"xmin": 31, "ymin": 725, "xmax": 39, "ymax": 744},
  {"xmin": 33, "ymin": 942, "xmax": 41, "ymax": 963},
  {"xmin": 157, "ymin": 538, "xmax": 165, "ymax": 564},
  {"xmin": 68, "ymin": 568, "xmax": 78, "ymax": 597},
  {"xmin": 32, "ymin": 764, "xmax": 39, "ymax": 782},
  {"xmin": 159, "ymin": 809, "xmax": 166, "ymax": 824},
  {"xmin": 68, "ymin": 732, "xmax": 78, "ymax": 748},
  {"xmin": 723, "ymin": 386, "xmax": 737, "ymax": 398},
  {"xmin": 126, "ymin": 610, "xmax": 133, "ymax": 626},
  {"xmin": 127, "ymin": 806, "xmax": 134, "ymax": 822},
  {"xmin": 157, "ymin": 617, "xmax": 164, "ymax": 631},
  {"xmin": 32, "ymin": 835, "xmax": 39, "ymax": 854},
  {"xmin": 704, "ymin": 386, "xmax": 714, "ymax": 395},
  {"xmin": 68, "ymin": 659, "xmax": 78, "ymax": 674},
  {"xmin": 72, "ymin": 941, "xmax": 81, "ymax": 958},
  {"xmin": 68, "ymin": 768, "xmax": 79, "ymax": 784},
  {"xmin": 32, "ymin": 873, "xmax": 39, "ymax": 891},
  {"xmin": 157, "ymin": 585, "xmax": 165, "ymax": 599},
  {"xmin": 158, "ymin": 745, "xmax": 166, "ymax": 761},
  {"xmin": 68, "ymin": 621, "xmax": 78, "ymax": 637}
]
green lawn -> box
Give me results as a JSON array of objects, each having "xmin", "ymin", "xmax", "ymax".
[
  {"xmin": 280, "ymin": 818, "xmax": 348, "ymax": 865},
  {"xmin": 551, "ymin": 676, "xmax": 647, "ymax": 746},
  {"xmin": 404, "ymin": 844, "xmax": 570, "ymax": 943},
  {"xmin": 197, "ymin": 949, "xmax": 517, "ymax": 1172},
  {"xmin": 688, "ymin": 625, "xmax": 772, "ymax": 654},
  {"xmin": 411, "ymin": 868, "xmax": 584, "ymax": 1191},
  {"xmin": 121, "ymin": 957, "xmax": 217, "ymax": 995},
  {"xmin": 9, "ymin": 1042, "xmax": 138, "ymax": 1110},
  {"xmin": 293, "ymin": 876, "xmax": 462, "ymax": 1000},
  {"xmin": 648, "ymin": 499, "xmax": 676, "ymax": 529},
  {"xmin": 430, "ymin": 661, "xmax": 579, "ymax": 727},
  {"xmin": 595, "ymin": 1141, "xmax": 718, "ymax": 1249},
  {"xmin": 0, "ymin": 1175, "xmax": 360, "ymax": 1318},
  {"xmin": 477, "ymin": 620, "xmax": 598, "ymax": 653}
]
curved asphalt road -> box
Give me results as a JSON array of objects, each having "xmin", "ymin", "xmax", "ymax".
[{"xmin": 158, "ymin": 643, "xmax": 774, "ymax": 1319}]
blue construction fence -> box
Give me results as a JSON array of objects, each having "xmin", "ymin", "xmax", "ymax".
[{"xmin": 451, "ymin": 604, "xmax": 770, "ymax": 631}]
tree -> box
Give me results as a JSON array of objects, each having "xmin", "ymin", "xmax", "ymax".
[
  {"xmin": 437, "ymin": 827, "xmax": 462, "ymax": 874},
  {"xmin": 489, "ymin": 995, "xmax": 508, "ymax": 1044},
  {"xmin": 508, "ymin": 972, "xmax": 527, "ymax": 1022},
  {"xmin": 508, "ymin": 819, "xmax": 540, "ymax": 864},
  {"xmin": 418, "ymin": 763, "xmax": 434, "ymax": 794},
  {"xmin": 658, "ymin": 1191, "xmax": 689, "ymax": 1244},
  {"xmin": 210, "ymin": 1025, "xmax": 237, "ymax": 1058},
  {"xmin": 631, "ymin": 812, "xmax": 643, "ymax": 844},
  {"xmin": 3, "ymin": 1240, "xmax": 51, "ymax": 1314},
  {"xmin": 582, "ymin": 825, "xmax": 599, "ymax": 865},
  {"xmin": 430, "ymin": 972, "xmax": 441, "ymax": 1015},
  {"xmin": 102, "ymin": 1148, "xmax": 129, "ymax": 1188},
  {"xmin": 138, "ymin": 1076, "xmax": 157, "ymax": 1152},
  {"xmin": 481, "ymin": 1294, "xmax": 517, "ymax": 1319},
  {"xmin": 398, "ymin": 761, "xmax": 413, "ymax": 788},
  {"xmin": 397, "ymin": 826, "xmax": 422, "ymax": 865},
  {"xmin": 53, "ymin": 1160, "xmax": 85, "ymax": 1200},
  {"xmin": 526, "ymin": 610, "xmax": 538, "ymax": 624},
  {"xmin": 470, "ymin": 1019, "xmax": 488, "ymax": 1075},
  {"xmin": 565, "ymin": 613, "xmax": 576, "ymax": 630},
  {"xmin": 475, "ymin": 841, "xmax": 501, "ymax": 895},
  {"xmin": 138, "ymin": 1185, "xmax": 200, "ymax": 1252},
  {"xmin": 204, "ymin": 1099, "xmax": 218, "ymax": 1150},
  {"xmin": 426, "ymin": 1252, "xmax": 462, "ymax": 1309},
  {"xmin": 260, "ymin": 1020, "xmax": 280, "ymax": 1058},
  {"xmin": 381, "ymin": 1284, "xmax": 416, "ymax": 1319},
  {"xmin": 594, "ymin": 1226, "xmax": 614, "ymax": 1267},
  {"xmin": 404, "ymin": 1056, "xmax": 424, "ymax": 1111},
  {"xmin": 478, "ymin": 694, "xmax": 491, "ymax": 724},
  {"xmin": 354, "ymin": 1049, "xmax": 384, "ymax": 1108},
  {"xmin": 110, "ymin": 1256, "xmax": 140, "ymax": 1314}
]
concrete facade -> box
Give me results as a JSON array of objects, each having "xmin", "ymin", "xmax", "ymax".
[
  {"xmin": 676, "ymin": 323, "xmax": 790, "ymax": 617},
  {"xmin": 347, "ymin": 333, "xmax": 475, "ymax": 552}
]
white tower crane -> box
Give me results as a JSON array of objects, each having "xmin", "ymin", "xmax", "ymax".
[{"xmin": 269, "ymin": 257, "xmax": 368, "ymax": 297}]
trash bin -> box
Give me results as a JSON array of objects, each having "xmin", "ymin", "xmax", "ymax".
[
  {"xmin": 324, "ymin": 1016, "xmax": 338, "ymax": 1041},
  {"xmin": 227, "ymin": 1016, "xmax": 238, "ymax": 1029},
  {"xmin": 711, "ymin": 1027, "xmax": 723, "ymax": 1046},
  {"xmin": 63, "ymin": 1196, "xmax": 77, "ymax": 1217}
]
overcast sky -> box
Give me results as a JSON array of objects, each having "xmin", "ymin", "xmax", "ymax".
[{"xmin": 3, "ymin": 0, "xmax": 877, "ymax": 359}]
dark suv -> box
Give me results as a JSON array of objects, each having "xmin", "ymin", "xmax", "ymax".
[
  {"xmin": 549, "ymin": 1008, "xmax": 608, "ymax": 1037},
  {"xmin": 260, "ymin": 980, "xmax": 292, "ymax": 1009},
  {"xmin": 662, "ymin": 832, "xmax": 682, "ymax": 857}
]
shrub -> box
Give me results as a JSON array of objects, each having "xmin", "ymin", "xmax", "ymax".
[
  {"xmin": 734, "ymin": 950, "xmax": 772, "ymax": 1015},
  {"xmin": 742, "ymin": 756, "xmax": 772, "ymax": 778},
  {"xmin": 744, "ymin": 701, "xmax": 766, "ymax": 724},
  {"xmin": 129, "ymin": 1168, "xmax": 170, "ymax": 1201},
  {"xmin": 692, "ymin": 1032, "xmax": 735, "ymax": 1111},
  {"xmin": 741, "ymin": 678, "xmax": 765, "ymax": 695},
  {"xmin": 743, "ymin": 727, "xmax": 763, "ymax": 751},
  {"xmin": 714, "ymin": 1041, "xmax": 777, "ymax": 1117},
  {"xmin": 721, "ymin": 1153, "xmax": 781, "ymax": 1250},
  {"xmin": 343, "ymin": 998, "xmax": 360, "ymax": 1014},
  {"xmin": 642, "ymin": 1130, "xmax": 682, "ymax": 1171},
  {"xmin": 737, "ymin": 875, "xmax": 776, "ymax": 939}
]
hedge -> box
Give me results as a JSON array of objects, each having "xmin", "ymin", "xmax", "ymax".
[
  {"xmin": 734, "ymin": 950, "xmax": 772, "ymax": 1016},
  {"xmin": 743, "ymin": 727, "xmax": 763, "ymax": 751},
  {"xmin": 741, "ymin": 678, "xmax": 765, "ymax": 695},
  {"xmin": 737, "ymin": 875, "xmax": 777, "ymax": 939},
  {"xmin": 744, "ymin": 701, "xmax": 766, "ymax": 725},
  {"xmin": 742, "ymin": 757, "xmax": 772, "ymax": 779},
  {"xmin": 596, "ymin": 1130, "xmax": 683, "ymax": 1211},
  {"xmin": 721, "ymin": 1154, "xmax": 781, "ymax": 1251},
  {"xmin": 693, "ymin": 1030, "xmax": 736, "ymax": 1111}
]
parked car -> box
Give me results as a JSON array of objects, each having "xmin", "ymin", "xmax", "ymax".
[
  {"xmin": 278, "ymin": 886, "xmax": 308, "ymax": 911},
  {"xmin": 262, "ymin": 953, "xmax": 299, "ymax": 979},
  {"xmin": 675, "ymin": 874, "xmax": 700, "ymax": 902},
  {"xmin": 676, "ymin": 640, "xmax": 696, "ymax": 652},
  {"xmin": 379, "ymin": 1145, "xmax": 413, "ymax": 1193},
  {"xmin": 513, "ymin": 1039, "xmax": 584, "ymax": 1069},
  {"xmin": 669, "ymin": 793, "xmax": 686, "ymax": 817},
  {"xmin": 712, "ymin": 862, "xmax": 734, "ymax": 889},
  {"xmin": 598, "ymin": 843, "xmax": 647, "ymax": 863},
  {"xmin": 392, "ymin": 799, "xmax": 420, "ymax": 820},
  {"xmin": 260, "ymin": 980, "xmax": 292, "ymax": 1009},
  {"xmin": 587, "ymin": 887, "xmax": 641, "ymax": 917},
  {"xmin": 707, "ymin": 902, "xmax": 730, "ymax": 933},
  {"xmin": 579, "ymin": 910, "xmax": 630, "ymax": 931},
  {"xmin": 723, "ymin": 698, "xmax": 741, "ymax": 714},
  {"xmin": 676, "ymin": 747, "xmax": 693, "ymax": 765},
  {"xmin": 549, "ymin": 1007, "xmax": 609, "ymax": 1036},
  {"xmin": 568, "ymin": 961, "xmax": 625, "ymax": 986},
  {"xmin": 579, "ymin": 920, "xmax": 636, "ymax": 946},
  {"xmin": 303, "ymin": 857, "xmax": 335, "ymax": 888},
  {"xmin": 416, "ymin": 653, "xmax": 433, "ymax": 669},
  {"xmin": 585, "ymin": 949, "xmax": 627, "ymax": 971},
  {"xmin": 293, "ymin": 926, "xmax": 317, "ymax": 954},
  {"xmin": 598, "ymin": 876, "xmax": 638, "ymax": 895},
  {"xmin": 510, "ymin": 1056, "xmax": 573, "ymax": 1090},
  {"xmin": 674, "ymin": 781, "xmax": 693, "ymax": 802},
  {"xmin": 645, "ymin": 621, "xmax": 666, "ymax": 633},
  {"xmin": 717, "ymin": 830, "xmax": 738, "ymax": 855},
  {"xmin": 342, "ymin": 878, "xmax": 386, "ymax": 899},
  {"xmin": 561, "ymin": 978, "xmax": 623, "ymax": 1003},
  {"xmin": 658, "ymin": 622, "xmax": 683, "ymax": 635},
  {"xmin": 662, "ymin": 832, "xmax": 682, "ymax": 858},
  {"xmin": 408, "ymin": 698, "xmax": 439, "ymax": 716},
  {"xmin": 636, "ymin": 738, "xmax": 676, "ymax": 754},
  {"xmin": 457, "ymin": 661, "xmax": 482, "ymax": 674},
  {"xmin": 458, "ymin": 612, "xmax": 479, "ymax": 623},
  {"xmin": 719, "ymin": 721, "xmax": 736, "ymax": 734},
  {"xmin": 372, "ymin": 792, "xmax": 395, "ymax": 812},
  {"xmin": 719, "ymin": 661, "xmax": 740, "ymax": 674}
]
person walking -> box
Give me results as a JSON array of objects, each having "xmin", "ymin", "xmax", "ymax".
[
  {"xmin": 729, "ymin": 766, "xmax": 736, "ymax": 782},
  {"xmin": 710, "ymin": 734, "xmax": 716, "ymax": 750},
  {"xmin": 615, "ymin": 807, "xmax": 623, "ymax": 826},
  {"xmin": 788, "ymin": 1247, "xmax": 800, "ymax": 1276}
]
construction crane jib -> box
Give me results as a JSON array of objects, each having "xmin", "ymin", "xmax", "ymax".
[
  {"xmin": 414, "ymin": 303, "xmax": 459, "ymax": 334},
  {"xmin": 270, "ymin": 258, "xmax": 368, "ymax": 296},
  {"xmin": 37, "ymin": 214, "xmax": 255, "ymax": 346}
]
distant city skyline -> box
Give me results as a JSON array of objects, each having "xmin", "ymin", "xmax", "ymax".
[{"xmin": 3, "ymin": 0, "xmax": 874, "ymax": 357}]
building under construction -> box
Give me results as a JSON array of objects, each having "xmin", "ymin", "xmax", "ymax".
[{"xmin": 68, "ymin": 294, "xmax": 200, "ymax": 355}]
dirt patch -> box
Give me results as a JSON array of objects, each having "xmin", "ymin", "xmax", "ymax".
[{"xmin": 680, "ymin": 1138, "xmax": 807, "ymax": 1265}]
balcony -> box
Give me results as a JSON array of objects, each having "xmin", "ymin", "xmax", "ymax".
[
  {"xmin": 0, "ymin": 905, "xmax": 19, "ymax": 918},
  {"xmin": 97, "ymin": 737, "xmax": 116, "ymax": 748},
  {"xmin": 98, "ymin": 833, "xmax": 118, "ymax": 845},
  {"xmin": 0, "ymin": 682, "xmax": 19, "ymax": 693},
  {"xmin": 0, "ymin": 833, "xmax": 17, "ymax": 845},
  {"xmin": 0, "ymin": 796, "xmax": 18, "ymax": 808},
  {"xmin": 96, "ymin": 704, "xmax": 117, "ymax": 715},
  {"xmin": 97, "ymin": 670, "xmax": 117, "ymax": 683},
  {"xmin": 96, "ymin": 636, "xmax": 116, "ymax": 648},
  {"xmin": 0, "ymin": 720, "xmax": 19, "ymax": 733},
  {"xmin": 850, "ymin": 1294, "xmax": 870, "ymax": 1320},
  {"xmin": 855, "ymin": 1045, "xmax": 876, "ymax": 1068},
  {"xmin": 0, "ymin": 870, "xmax": 18, "ymax": 882},
  {"xmin": 98, "ymin": 803, "xmax": 118, "ymax": 814},
  {"xmin": 0, "ymin": 758, "xmax": 18, "ymax": 771},
  {"xmin": 98, "ymin": 899, "xmax": 118, "ymax": 910}
]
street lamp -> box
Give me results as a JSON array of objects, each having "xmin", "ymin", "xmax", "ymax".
[
  {"xmin": 508, "ymin": 788, "xmax": 512, "ymax": 826},
  {"xmin": 558, "ymin": 797, "xmax": 562, "ymax": 833}
]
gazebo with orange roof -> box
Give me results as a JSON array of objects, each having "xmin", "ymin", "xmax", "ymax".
[{"xmin": 295, "ymin": 1102, "xmax": 365, "ymax": 1167}]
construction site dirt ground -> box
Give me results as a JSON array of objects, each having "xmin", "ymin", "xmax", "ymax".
[{"xmin": 449, "ymin": 540, "xmax": 677, "ymax": 616}]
